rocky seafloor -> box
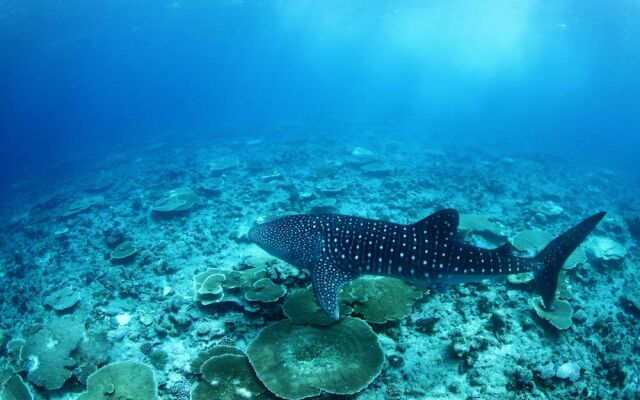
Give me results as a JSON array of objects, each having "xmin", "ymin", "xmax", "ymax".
[{"xmin": 0, "ymin": 125, "xmax": 639, "ymax": 400}]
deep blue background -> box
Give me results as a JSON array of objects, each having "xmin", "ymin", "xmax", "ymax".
[{"xmin": 1, "ymin": 0, "xmax": 638, "ymax": 187}]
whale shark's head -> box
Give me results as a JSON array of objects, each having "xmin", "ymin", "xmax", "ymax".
[{"xmin": 249, "ymin": 215, "xmax": 321, "ymax": 268}]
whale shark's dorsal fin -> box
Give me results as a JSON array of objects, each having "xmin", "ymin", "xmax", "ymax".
[
  {"xmin": 495, "ymin": 242, "xmax": 517, "ymax": 256},
  {"xmin": 413, "ymin": 209, "xmax": 459, "ymax": 237}
]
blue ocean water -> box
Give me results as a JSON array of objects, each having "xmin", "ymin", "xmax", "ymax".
[
  {"xmin": 1, "ymin": 0, "xmax": 639, "ymax": 186},
  {"xmin": 0, "ymin": 1, "xmax": 639, "ymax": 399}
]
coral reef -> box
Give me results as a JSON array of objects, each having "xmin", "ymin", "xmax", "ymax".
[{"xmin": 0, "ymin": 125, "xmax": 637, "ymax": 400}]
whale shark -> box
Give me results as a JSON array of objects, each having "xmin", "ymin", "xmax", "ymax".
[{"xmin": 249, "ymin": 209, "xmax": 605, "ymax": 320}]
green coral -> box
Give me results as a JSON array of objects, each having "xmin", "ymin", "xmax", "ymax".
[
  {"xmin": 344, "ymin": 277, "xmax": 424, "ymax": 324},
  {"xmin": 1, "ymin": 375, "xmax": 33, "ymax": 400},
  {"xmin": 191, "ymin": 346, "xmax": 271, "ymax": 400},
  {"xmin": 21, "ymin": 317, "xmax": 84, "ymax": 390},
  {"xmin": 282, "ymin": 288, "xmax": 352, "ymax": 326},
  {"xmin": 190, "ymin": 346, "xmax": 244, "ymax": 373},
  {"xmin": 530, "ymin": 296, "xmax": 573, "ymax": 330},
  {"xmin": 282, "ymin": 278, "xmax": 422, "ymax": 325},
  {"xmin": 195, "ymin": 273, "xmax": 226, "ymax": 305},
  {"xmin": 76, "ymin": 362, "xmax": 158, "ymax": 400},
  {"xmin": 44, "ymin": 287, "xmax": 79, "ymax": 311},
  {"xmin": 246, "ymin": 317, "xmax": 383, "ymax": 400},
  {"xmin": 194, "ymin": 267, "xmax": 284, "ymax": 306},
  {"xmin": 563, "ymin": 246, "xmax": 587, "ymax": 270},
  {"xmin": 192, "ymin": 354, "xmax": 270, "ymax": 400},
  {"xmin": 244, "ymin": 278, "xmax": 286, "ymax": 302}
]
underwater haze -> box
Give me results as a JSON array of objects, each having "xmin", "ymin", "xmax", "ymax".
[
  {"xmin": 1, "ymin": 0, "xmax": 640, "ymax": 184},
  {"xmin": 1, "ymin": 1, "xmax": 639, "ymax": 400}
]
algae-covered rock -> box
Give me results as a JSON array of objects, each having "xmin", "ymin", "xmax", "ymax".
[
  {"xmin": 361, "ymin": 162, "xmax": 395, "ymax": 176},
  {"xmin": 512, "ymin": 230, "xmax": 553, "ymax": 255},
  {"xmin": 44, "ymin": 287, "xmax": 79, "ymax": 311},
  {"xmin": 59, "ymin": 196, "xmax": 103, "ymax": 218},
  {"xmin": 1, "ymin": 375, "xmax": 33, "ymax": 400},
  {"xmin": 209, "ymin": 157, "xmax": 240, "ymax": 175},
  {"xmin": 282, "ymin": 287, "xmax": 352, "ymax": 326},
  {"xmin": 247, "ymin": 317, "xmax": 383, "ymax": 400},
  {"xmin": 344, "ymin": 277, "xmax": 424, "ymax": 324},
  {"xmin": 308, "ymin": 198, "xmax": 337, "ymax": 213},
  {"xmin": 151, "ymin": 188, "xmax": 203, "ymax": 213},
  {"xmin": 507, "ymin": 272, "xmax": 534, "ymax": 285},
  {"xmin": 530, "ymin": 296, "xmax": 573, "ymax": 330},
  {"xmin": 586, "ymin": 236, "xmax": 627, "ymax": 267},
  {"xmin": 21, "ymin": 317, "xmax": 84, "ymax": 390},
  {"xmin": 110, "ymin": 241, "xmax": 137, "ymax": 261},
  {"xmin": 531, "ymin": 201, "xmax": 564, "ymax": 218},
  {"xmin": 76, "ymin": 361, "xmax": 159, "ymax": 400},
  {"xmin": 316, "ymin": 180, "xmax": 347, "ymax": 194}
]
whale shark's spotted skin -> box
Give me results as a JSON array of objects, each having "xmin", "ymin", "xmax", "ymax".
[{"xmin": 250, "ymin": 209, "xmax": 605, "ymax": 320}]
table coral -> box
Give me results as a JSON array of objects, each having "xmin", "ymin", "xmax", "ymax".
[
  {"xmin": 44, "ymin": 287, "xmax": 79, "ymax": 311},
  {"xmin": 246, "ymin": 317, "xmax": 383, "ymax": 400},
  {"xmin": 151, "ymin": 188, "xmax": 203, "ymax": 213},
  {"xmin": 76, "ymin": 361, "xmax": 159, "ymax": 400},
  {"xmin": 344, "ymin": 277, "xmax": 424, "ymax": 324},
  {"xmin": 530, "ymin": 296, "xmax": 573, "ymax": 330},
  {"xmin": 21, "ymin": 317, "xmax": 84, "ymax": 390}
]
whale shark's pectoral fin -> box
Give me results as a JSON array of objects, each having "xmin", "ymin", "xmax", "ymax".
[{"xmin": 311, "ymin": 259, "xmax": 357, "ymax": 320}]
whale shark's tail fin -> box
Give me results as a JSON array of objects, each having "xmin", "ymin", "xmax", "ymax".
[{"xmin": 533, "ymin": 211, "xmax": 606, "ymax": 309}]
